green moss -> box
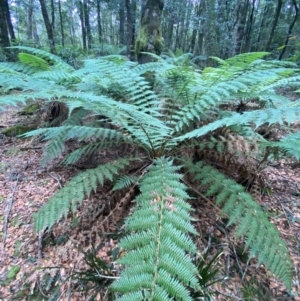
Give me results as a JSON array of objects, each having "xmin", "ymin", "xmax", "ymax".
[
  {"xmin": 19, "ymin": 103, "xmax": 40, "ymax": 115},
  {"xmin": 2, "ymin": 266, "xmax": 21, "ymax": 286},
  {"xmin": 2, "ymin": 125, "xmax": 34, "ymax": 137},
  {"xmin": 135, "ymin": 28, "xmax": 148, "ymax": 54},
  {"xmin": 154, "ymin": 36, "xmax": 164, "ymax": 54}
]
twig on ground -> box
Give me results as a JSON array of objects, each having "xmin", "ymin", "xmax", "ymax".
[
  {"xmin": 20, "ymin": 146, "xmax": 42, "ymax": 151},
  {"xmin": 3, "ymin": 173, "xmax": 19, "ymax": 246},
  {"xmin": 48, "ymin": 172, "xmax": 63, "ymax": 188},
  {"xmin": 38, "ymin": 231, "xmax": 43, "ymax": 259},
  {"xmin": 232, "ymin": 244, "xmax": 245, "ymax": 279},
  {"xmin": 242, "ymin": 257, "xmax": 251, "ymax": 282}
]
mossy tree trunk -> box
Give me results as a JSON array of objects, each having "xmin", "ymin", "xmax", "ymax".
[{"xmin": 136, "ymin": 0, "xmax": 164, "ymax": 64}]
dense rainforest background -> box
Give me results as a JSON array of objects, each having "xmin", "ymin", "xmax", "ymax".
[
  {"xmin": 0, "ymin": 0, "xmax": 300, "ymax": 63},
  {"xmin": 1, "ymin": 0, "xmax": 300, "ymax": 300}
]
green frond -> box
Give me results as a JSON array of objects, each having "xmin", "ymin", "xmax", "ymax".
[
  {"xmin": 179, "ymin": 107, "xmax": 300, "ymax": 140},
  {"xmin": 113, "ymin": 175, "xmax": 140, "ymax": 191},
  {"xmin": 9, "ymin": 46, "xmax": 74, "ymax": 72},
  {"xmin": 18, "ymin": 52, "xmax": 51, "ymax": 72},
  {"xmin": 187, "ymin": 161, "xmax": 292, "ymax": 289},
  {"xmin": 22, "ymin": 125, "xmax": 129, "ymax": 165},
  {"xmin": 111, "ymin": 157, "xmax": 200, "ymax": 300},
  {"xmin": 76, "ymin": 56, "xmax": 160, "ymax": 111},
  {"xmin": 263, "ymin": 132, "xmax": 300, "ymax": 160},
  {"xmin": 34, "ymin": 158, "xmax": 131, "ymax": 232},
  {"xmin": 62, "ymin": 141, "xmax": 121, "ymax": 166}
]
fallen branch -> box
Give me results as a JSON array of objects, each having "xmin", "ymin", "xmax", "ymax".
[{"xmin": 3, "ymin": 173, "xmax": 19, "ymax": 246}]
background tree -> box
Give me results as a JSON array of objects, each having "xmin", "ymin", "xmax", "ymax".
[
  {"xmin": 38, "ymin": 0, "xmax": 56, "ymax": 53},
  {"xmin": 0, "ymin": 0, "xmax": 15, "ymax": 60},
  {"xmin": 136, "ymin": 0, "xmax": 164, "ymax": 63}
]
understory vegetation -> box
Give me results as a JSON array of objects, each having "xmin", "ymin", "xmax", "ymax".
[{"xmin": 1, "ymin": 47, "xmax": 300, "ymax": 300}]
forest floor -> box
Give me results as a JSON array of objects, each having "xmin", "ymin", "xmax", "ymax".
[{"xmin": 0, "ymin": 105, "xmax": 300, "ymax": 301}]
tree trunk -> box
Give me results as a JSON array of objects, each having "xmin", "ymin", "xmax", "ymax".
[
  {"xmin": 50, "ymin": 0, "xmax": 55, "ymax": 32},
  {"xmin": 96, "ymin": 0, "xmax": 102, "ymax": 44},
  {"xmin": 254, "ymin": 1, "xmax": 269, "ymax": 51},
  {"xmin": 39, "ymin": 0, "xmax": 56, "ymax": 53},
  {"xmin": 235, "ymin": 1, "xmax": 250, "ymax": 54},
  {"xmin": 58, "ymin": 0, "xmax": 65, "ymax": 47},
  {"xmin": 190, "ymin": 4, "xmax": 201, "ymax": 53},
  {"xmin": 119, "ymin": 0, "xmax": 125, "ymax": 45},
  {"xmin": 279, "ymin": 0, "xmax": 299, "ymax": 59},
  {"xmin": 78, "ymin": 0, "xmax": 87, "ymax": 50},
  {"xmin": 0, "ymin": 0, "xmax": 11, "ymax": 59},
  {"xmin": 84, "ymin": 0, "xmax": 92, "ymax": 50},
  {"xmin": 69, "ymin": 0, "xmax": 76, "ymax": 45},
  {"xmin": 265, "ymin": 0, "xmax": 283, "ymax": 51},
  {"xmin": 33, "ymin": 15, "xmax": 41, "ymax": 46},
  {"xmin": 27, "ymin": 0, "xmax": 33, "ymax": 40},
  {"xmin": 4, "ymin": 0, "xmax": 16, "ymax": 42},
  {"xmin": 136, "ymin": 0, "xmax": 164, "ymax": 64},
  {"xmin": 243, "ymin": 0, "xmax": 256, "ymax": 52},
  {"xmin": 125, "ymin": 0, "xmax": 136, "ymax": 60}
]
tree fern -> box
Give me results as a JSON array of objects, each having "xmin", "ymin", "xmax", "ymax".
[
  {"xmin": 111, "ymin": 158, "xmax": 200, "ymax": 300},
  {"xmin": 1, "ymin": 49, "xmax": 299, "ymax": 295}
]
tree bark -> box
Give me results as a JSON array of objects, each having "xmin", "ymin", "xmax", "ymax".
[
  {"xmin": 279, "ymin": 0, "xmax": 299, "ymax": 59},
  {"xmin": 136, "ymin": 0, "xmax": 164, "ymax": 64},
  {"xmin": 58, "ymin": 0, "xmax": 65, "ymax": 47},
  {"xmin": 4, "ymin": 0, "xmax": 15, "ymax": 42},
  {"xmin": 78, "ymin": 0, "xmax": 87, "ymax": 50},
  {"xmin": 243, "ymin": 0, "xmax": 256, "ymax": 52},
  {"xmin": 254, "ymin": 1, "xmax": 269, "ymax": 51},
  {"xmin": 39, "ymin": 0, "xmax": 56, "ymax": 53},
  {"xmin": 235, "ymin": 1, "xmax": 250, "ymax": 54},
  {"xmin": 96, "ymin": 0, "xmax": 102, "ymax": 44},
  {"xmin": 265, "ymin": 0, "xmax": 283, "ymax": 51},
  {"xmin": 125, "ymin": 0, "xmax": 136, "ymax": 60},
  {"xmin": 119, "ymin": 0, "xmax": 125, "ymax": 45},
  {"xmin": 0, "ymin": 0, "xmax": 11, "ymax": 59},
  {"xmin": 50, "ymin": 0, "xmax": 55, "ymax": 31},
  {"xmin": 27, "ymin": 0, "xmax": 34, "ymax": 40},
  {"xmin": 33, "ymin": 15, "xmax": 41, "ymax": 46},
  {"xmin": 84, "ymin": 0, "xmax": 92, "ymax": 50}
]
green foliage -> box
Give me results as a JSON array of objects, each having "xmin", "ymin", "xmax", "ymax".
[
  {"xmin": 187, "ymin": 161, "xmax": 292, "ymax": 289},
  {"xmin": 263, "ymin": 132, "xmax": 300, "ymax": 161},
  {"xmin": 1, "ymin": 48, "xmax": 299, "ymax": 296},
  {"xmin": 18, "ymin": 52, "xmax": 51, "ymax": 71},
  {"xmin": 190, "ymin": 250, "xmax": 223, "ymax": 299},
  {"xmin": 34, "ymin": 159, "xmax": 131, "ymax": 232},
  {"xmin": 111, "ymin": 158, "xmax": 200, "ymax": 300}
]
